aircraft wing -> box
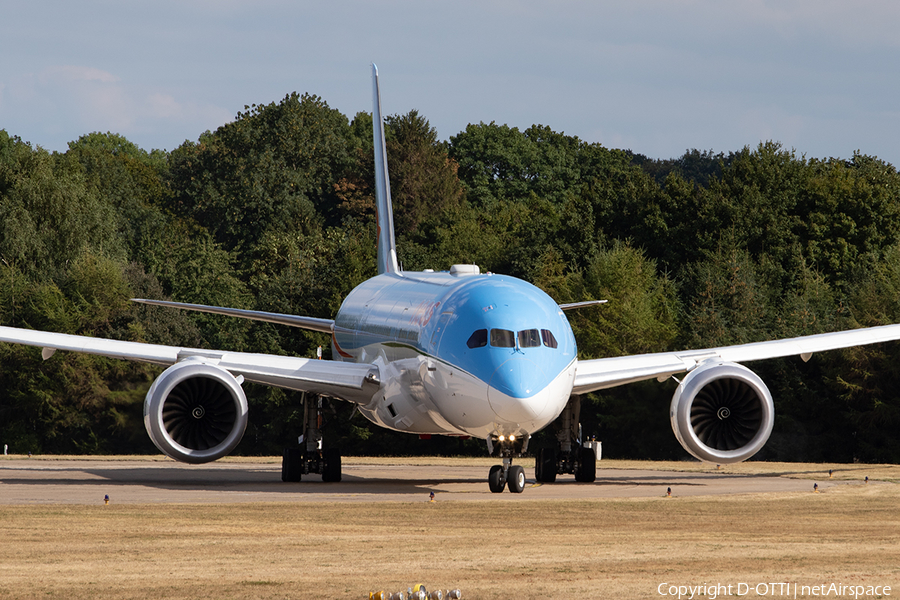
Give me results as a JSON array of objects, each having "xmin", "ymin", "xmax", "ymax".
[
  {"xmin": 573, "ymin": 322, "xmax": 900, "ymax": 394},
  {"xmin": 131, "ymin": 298, "xmax": 335, "ymax": 333},
  {"xmin": 0, "ymin": 326, "xmax": 379, "ymax": 404}
]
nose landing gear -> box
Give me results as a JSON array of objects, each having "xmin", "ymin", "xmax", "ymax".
[{"xmin": 486, "ymin": 434, "xmax": 529, "ymax": 493}]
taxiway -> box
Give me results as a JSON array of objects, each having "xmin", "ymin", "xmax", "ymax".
[{"xmin": 0, "ymin": 458, "xmax": 839, "ymax": 504}]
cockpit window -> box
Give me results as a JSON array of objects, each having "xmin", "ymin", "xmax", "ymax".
[
  {"xmin": 541, "ymin": 329, "xmax": 558, "ymax": 349},
  {"xmin": 466, "ymin": 329, "xmax": 488, "ymax": 349},
  {"xmin": 471, "ymin": 328, "xmax": 557, "ymax": 349},
  {"xmin": 518, "ymin": 329, "xmax": 541, "ymax": 348},
  {"xmin": 490, "ymin": 329, "xmax": 515, "ymax": 348}
]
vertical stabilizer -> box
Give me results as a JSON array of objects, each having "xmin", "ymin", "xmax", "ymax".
[{"xmin": 372, "ymin": 64, "xmax": 400, "ymax": 275}]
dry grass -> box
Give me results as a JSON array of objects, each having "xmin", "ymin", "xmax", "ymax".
[{"xmin": 1, "ymin": 477, "xmax": 898, "ymax": 599}]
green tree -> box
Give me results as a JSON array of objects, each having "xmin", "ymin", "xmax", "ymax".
[
  {"xmin": 796, "ymin": 153, "xmax": 900, "ymax": 287},
  {"xmin": 0, "ymin": 132, "xmax": 124, "ymax": 278},
  {"xmin": 65, "ymin": 132, "xmax": 170, "ymax": 265},
  {"xmin": 167, "ymin": 93, "xmax": 353, "ymax": 255},
  {"xmin": 384, "ymin": 110, "xmax": 464, "ymax": 234},
  {"xmin": 449, "ymin": 122, "xmax": 535, "ymax": 207},
  {"xmin": 679, "ymin": 243, "xmax": 774, "ymax": 348}
]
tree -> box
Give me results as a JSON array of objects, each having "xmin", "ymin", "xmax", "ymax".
[
  {"xmin": 166, "ymin": 93, "xmax": 353, "ymax": 255},
  {"xmin": 384, "ymin": 110, "xmax": 464, "ymax": 234},
  {"xmin": 449, "ymin": 122, "xmax": 535, "ymax": 207},
  {"xmin": 0, "ymin": 132, "xmax": 124, "ymax": 278}
]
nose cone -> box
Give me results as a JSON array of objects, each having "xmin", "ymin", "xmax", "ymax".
[{"xmin": 488, "ymin": 358, "xmax": 551, "ymax": 423}]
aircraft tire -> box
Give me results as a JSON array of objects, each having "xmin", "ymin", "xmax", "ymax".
[
  {"xmin": 282, "ymin": 448, "xmax": 303, "ymax": 482},
  {"xmin": 574, "ymin": 446, "xmax": 596, "ymax": 483},
  {"xmin": 488, "ymin": 464, "xmax": 505, "ymax": 493},
  {"xmin": 507, "ymin": 465, "xmax": 526, "ymax": 493},
  {"xmin": 322, "ymin": 448, "xmax": 342, "ymax": 482}
]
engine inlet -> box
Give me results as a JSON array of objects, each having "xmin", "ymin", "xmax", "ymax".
[
  {"xmin": 163, "ymin": 376, "xmax": 237, "ymax": 451},
  {"xmin": 690, "ymin": 377, "xmax": 763, "ymax": 451}
]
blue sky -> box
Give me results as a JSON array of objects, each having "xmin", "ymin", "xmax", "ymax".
[{"xmin": 1, "ymin": 1, "xmax": 898, "ymax": 165}]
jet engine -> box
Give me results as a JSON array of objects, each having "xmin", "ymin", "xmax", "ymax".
[
  {"xmin": 143, "ymin": 359, "xmax": 248, "ymax": 464},
  {"xmin": 670, "ymin": 361, "xmax": 774, "ymax": 463}
]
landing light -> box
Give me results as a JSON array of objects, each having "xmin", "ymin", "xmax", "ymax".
[
  {"xmin": 509, "ymin": 434, "xmax": 516, "ymax": 442},
  {"xmin": 498, "ymin": 435, "xmax": 505, "ymax": 442}
]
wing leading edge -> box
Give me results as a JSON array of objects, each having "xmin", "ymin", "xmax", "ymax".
[
  {"xmin": 573, "ymin": 322, "xmax": 900, "ymax": 394},
  {"xmin": 0, "ymin": 326, "xmax": 378, "ymax": 404}
]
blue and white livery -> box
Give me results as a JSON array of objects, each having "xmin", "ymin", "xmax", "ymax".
[{"xmin": 5, "ymin": 65, "xmax": 900, "ymax": 492}]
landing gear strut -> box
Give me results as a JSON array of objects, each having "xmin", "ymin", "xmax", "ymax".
[
  {"xmin": 534, "ymin": 395, "xmax": 596, "ymax": 483},
  {"xmin": 282, "ymin": 393, "xmax": 342, "ymax": 482},
  {"xmin": 486, "ymin": 434, "xmax": 529, "ymax": 493}
]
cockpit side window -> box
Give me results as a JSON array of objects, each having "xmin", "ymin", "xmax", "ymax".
[
  {"xmin": 466, "ymin": 329, "xmax": 488, "ymax": 349},
  {"xmin": 490, "ymin": 329, "xmax": 515, "ymax": 348},
  {"xmin": 518, "ymin": 329, "xmax": 541, "ymax": 348},
  {"xmin": 541, "ymin": 329, "xmax": 558, "ymax": 349}
]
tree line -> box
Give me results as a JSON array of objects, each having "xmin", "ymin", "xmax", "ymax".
[{"xmin": 1, "ymin": 92, "xmax": 899, "ymax": 462}]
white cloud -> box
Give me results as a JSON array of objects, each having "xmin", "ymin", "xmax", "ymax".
[
  {"xmin": 0, "ymin": 65, "xmax": 233, "ymax": 151},
  {"xmin": 41, "ymin": 65, "xmax": 120, "ymax": 84},
  {"xmin": 147, "ymin": 93, "xmax": 184, "ymax": 119}
]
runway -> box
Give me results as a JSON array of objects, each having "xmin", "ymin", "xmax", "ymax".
[{"xmin": 0, "ymin": 458, "xmax": 837, "ymax": 504}]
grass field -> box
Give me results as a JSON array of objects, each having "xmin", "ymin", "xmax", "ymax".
[{"xmin": 1, "ymin": 458, "xmax": 898, "ymax": 599}]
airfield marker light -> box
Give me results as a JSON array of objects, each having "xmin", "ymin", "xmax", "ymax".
[
  {"xmin": 814, "ymin": 483, "xmax": 819, "ymax": 493},
  {"xmin": 429, "ymin": 491, "xmax": 435, "ymax": 502},
  {"xmin": 104, "ymin": 494, "xmax": 109, "ymax": 505},
  {"xmin": 829, "ymin": 469, "xmax": 833, "ymax": 478},
  {"xmin": 666, "ymin": 487, "xmax": 671, "ymax": 497},
  {"xmin": 865, "ymin": 476, "xmax": 869, "ymax": 484}
]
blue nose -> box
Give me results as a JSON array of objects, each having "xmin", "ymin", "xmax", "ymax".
[{"xmin": 488, "ymin": 358, "xmax": 550, "ymax": 422}]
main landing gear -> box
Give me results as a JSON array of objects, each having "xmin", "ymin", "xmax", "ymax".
[
  {"xmin": 282, "ymin": 393, "xmax": 342, "ymax": 483},
  {"xmin": 534, "ymin": 395, "xmax": 597, "ymax": 484},
  {"xmin": 486, "ymin": 434, "xmax": 529, "ymax": 493}
]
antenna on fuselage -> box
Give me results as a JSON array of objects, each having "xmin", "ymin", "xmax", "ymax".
[{"xmin": 372, "ymin": 63, "xmax": 401, "ymax": 276}]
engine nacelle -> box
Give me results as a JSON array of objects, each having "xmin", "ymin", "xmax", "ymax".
[
  {"xmin": 670, "ymin": 361, "xmax": 774, "ymax": 463},
  {"xmin": 143, "ymin": 359, "xmax": 248, "ymax": 464}
]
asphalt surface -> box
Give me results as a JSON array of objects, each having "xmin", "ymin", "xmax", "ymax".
[{"xmin": 0, "ymin": 459, "xmax": 836, "ymax": 504}]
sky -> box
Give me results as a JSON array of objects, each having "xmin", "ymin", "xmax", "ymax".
[{"xmin": 1, "ymin": 1, "xmax": 898, "ymax": 165}]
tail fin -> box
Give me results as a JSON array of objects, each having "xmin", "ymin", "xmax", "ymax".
[{"xmin": 372, "ymin": 64, "xmax": 400, "ymax": 275}]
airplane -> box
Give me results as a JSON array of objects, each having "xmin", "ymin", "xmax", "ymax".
[{"xmin": 4, "ymin": 64, "xmax": 900, "ymax": 493}]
